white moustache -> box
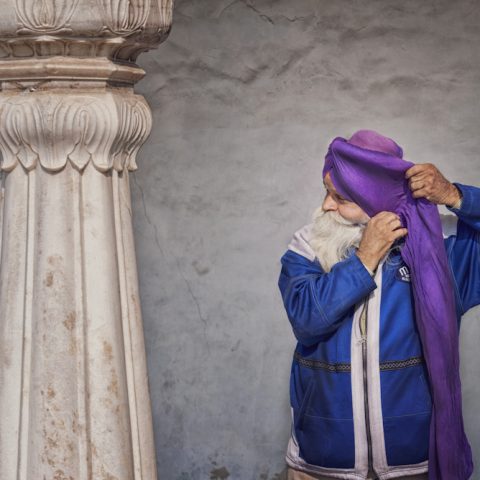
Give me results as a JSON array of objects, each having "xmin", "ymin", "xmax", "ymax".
[{"xmin": 310, "ymin": 208, "xmax": 366, "ymax": 273}]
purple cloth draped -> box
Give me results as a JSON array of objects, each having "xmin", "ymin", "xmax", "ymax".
[{"xmin": 322, "ymin": 130, "xmax": 473, "ymax": 480}]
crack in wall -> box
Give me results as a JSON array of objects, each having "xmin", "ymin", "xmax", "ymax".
[
  {"xmin": 216, "ymin": 0, "xmax": 314, "ymax": 25},
  {"xmin": 131, "ymin": 173, "xmax": 210, "ymax": 353}
]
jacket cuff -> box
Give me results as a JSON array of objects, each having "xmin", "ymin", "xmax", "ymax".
[
  {"xmin": 362, "ymin": 263, "xmax": 376, "ymax": 276},
  {"xmin": 447, "ymin": 182, "xmax": 480, "ymax": 217},
  {"xmin": 346, "ymin": 253, "xmax": 377, "ymax": 289}
]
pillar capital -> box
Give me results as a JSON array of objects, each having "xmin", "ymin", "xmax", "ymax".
[{"xmin": 0, "ymin": 89, "xmax": 151, "ymax": 172}]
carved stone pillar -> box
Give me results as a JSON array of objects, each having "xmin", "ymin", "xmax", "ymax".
[{"xmin": 0, "ymin": 2, "xmax": 172, "ymax": 479}]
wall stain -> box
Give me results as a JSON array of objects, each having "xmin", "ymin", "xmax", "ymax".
[
  {"xmin": 107, "ymin": 367, "xmax": 119, "ymax": 398},
  {"xmin": 63, "ymin": 312, "xmax": 76, "ymax": 331},
  {"xmin": 257, "ymin": 469, "xmax": 288, "ymax": 480},
  {"xmin": 270, "ymin": 468, "xmax": 287, "ymax": 480},
  {"xmin": 99, "ymin": 464, "xmax": 118, "ymax": 480},
  {"xmin": 47, "ymin": 385, "xmax": 56, "ymax": 399},
  {"xmin": 45, "ymin": 271, "xmax": 54, "ymax": 287},
  {"xmin": 47, "ymin": 254, "xmax": 63, "ymax": 265},
  {"xmin": 230, "ymin": 340, "xmax": 241, "ymax": 352},
  {"xmin": 210, "ymin": 467, "xmax": 230, "ymax": 479},
  {"xmin": 53, "ymin": 469, "xmax": 73, "ymax": 480},
  {"xmin": 192, "ymin": 260, "xmax": 210, "ymax": 276},
  {"xmin": 103, "ymin": 340, "xmax": 113, "ymax": 362}
]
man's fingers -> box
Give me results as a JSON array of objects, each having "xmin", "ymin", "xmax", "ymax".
[
  {"xmin": 405, "ymin": 164, "xmax": 431, "ymax": 179},
  {"xmin": 409, "ymin": 175, "xmax": 432, "ymax": 193},
  {"xmin": 376, "ymin": 212, "xmax": 401, "ymax": 223},
  {"xmin": 409, "ymin": 179, "xmax": 427, "ymax": 190},
  {"xmin": 408, "ymin": 170, "xmax": 430, "ymax": 182},
  {"xmin": 405, "ymin": 165, "xmax": 424, "ymax": 179},
  {"xmin": 376, "ymin": 211, "xmax": 400, "ymax": 218},
  {"xmin": 393, "ymin": 227, "xmax": 408, "ymax": 238},
  {"xmin": 412, "ymin": 188, "xmax": 429, "ymax": 199},
  {"xmin": 388, "ymin": 219, "xmax": 403, "ymax": 229},
  {"xmin": 385, "ymin": 216, "xmax": 402, "ymax": 226}
]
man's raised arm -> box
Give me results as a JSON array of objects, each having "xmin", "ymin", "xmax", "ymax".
[
  {"xmin": 278, "ymin": 247, "xmax": 376, "ymax": 347},
  {"xmin": 405, "ymin": 163, "xmax": 480, "ymax": 314}
]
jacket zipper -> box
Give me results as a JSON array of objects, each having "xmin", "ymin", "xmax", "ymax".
[{"xmin": 360, "ymin": 299, "xmax": 374, "ymax": 476}]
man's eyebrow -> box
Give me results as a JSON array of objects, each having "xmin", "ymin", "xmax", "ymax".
[
  {"xmin": 324, "ymin": 183, "xmax": 347, "ymax": 201},
  {"xmin": 323, "ymin": 181, "xmax": 334, "ymax": 193}
]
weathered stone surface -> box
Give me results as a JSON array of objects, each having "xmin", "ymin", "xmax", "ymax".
[{"xmin": 0, "ymin": 1, "xmax": 172, "ymax": 479}]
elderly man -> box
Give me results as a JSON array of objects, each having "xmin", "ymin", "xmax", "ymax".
[{"xmin": 278, "ymin": 130, "xmax": 479, "ymax": 480}]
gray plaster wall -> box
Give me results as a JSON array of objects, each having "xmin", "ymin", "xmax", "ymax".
[{"xmin": 131, "ymin": 1, "xmax": 480, "ymax": 478}]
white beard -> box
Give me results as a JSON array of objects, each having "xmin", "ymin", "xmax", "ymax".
[{"xmin": 310, "ymin": 206, "xmax": 367, "ymax": 273}]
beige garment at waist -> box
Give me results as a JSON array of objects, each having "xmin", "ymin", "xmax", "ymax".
[{"xmin": 287, "ymin": 467, "xmax": 429, "ymax": 480}]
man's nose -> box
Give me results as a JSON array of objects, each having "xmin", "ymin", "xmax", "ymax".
[{"xmin": 322, "ymin": 193, "xmax": 338, "ymax": 212}]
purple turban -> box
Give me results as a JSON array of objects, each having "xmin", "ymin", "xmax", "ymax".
[{"xmin": 323, "ymin": 130, "xmax": 473, "ymax": 480}]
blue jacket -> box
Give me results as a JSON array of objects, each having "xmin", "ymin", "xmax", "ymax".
[{"xmin": 278, "ymin": 182, "xmax": 480, "ymax": 480}]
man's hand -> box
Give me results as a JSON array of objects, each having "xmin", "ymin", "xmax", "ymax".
[
  {"xmin": 405, "ymin": 163, "xmax": 462, "ymax": 207},
  {"xmin": 356, "ymin": 212, "xmax": 408, "ymax": 273}
]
